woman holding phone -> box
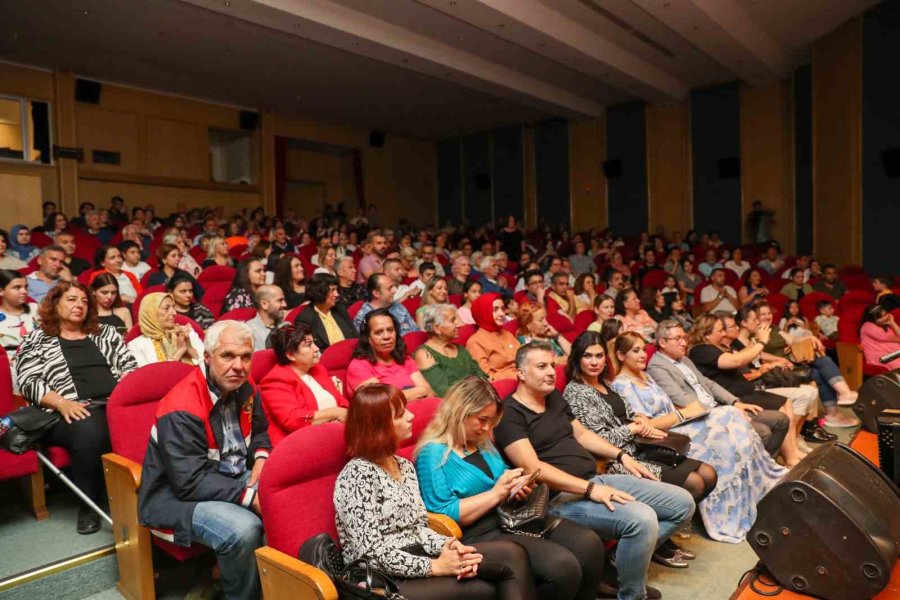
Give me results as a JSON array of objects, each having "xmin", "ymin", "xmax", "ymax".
[{"xmin": 415, "ymin": 376, "xmax": 605, "ymax": 600}]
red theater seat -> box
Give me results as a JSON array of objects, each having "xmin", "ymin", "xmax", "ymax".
[
  {"xmin": 251, "ymin": 349, "xmax": 280, "ymax": 383},
  {"xmin": 320, "ymin": 339, "xmax": 358, "ymax": 391},
  {"xmin": 218, "ymin": 307, "xmax": 258, "ymax": 322},
  {"xmin": 403, "ymin": 331, "xmax": 429, "ymax": 356}
]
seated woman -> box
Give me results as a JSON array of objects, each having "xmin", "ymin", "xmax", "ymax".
[
  {"xmin": 399, "ymin": 246, "xmax": 420, "ymax": 279},
  {"xmin": 756, "ymin": 302, "xmax": 859, "ymax": 428},
  {"xmin": 563, "ymin": 331, "xmax": 715, "ymax": 566},
  {"xmin": 457, "ymin": 279, "xmax": 482, "ymax": 325},
  {"xmin": 222, "ymin": 257, "xmax": 266, "ymax": 313},
  {"xmin": 860, "ymin": 304, "xmax": 900, "ymax": 371},
  {"xmin": 259, "ymin": 324, "xmax": 348, "ymax": 446},
  {"xmin": 9, "ymin": 224, "xmax": 40, "ymax": 263},
  {"xmin": 516, "ymin": 302, "xmax": 570, "ymax": 364},
  {"xmin": 723, "ymin": 248, "xmax": 750, "ymax": 278},
  {"xmin": 615, "ymin": 288, "xmax": 657, "ymax": 342},
  {"xmin": 294, "ymin": 273, "xmax": 357, "ymax": 350},
  {"xmin": 777, "ymin": 300, "xmax": 812, "ymax": 337},
  {"xmin": 313, "ymin": 246, "xmax": 337, "ymax": 276},
  {"xmin": 90, "ymin": 273, "xmax": 133, "ymax": 337},
  {"xmin": 165, "ymin": 272, "xmax": 214, "ymax": 330},
  {"xmin": 640, "ymin": 287, "xmax": 667, "ymax": 323},
  {"xmin": 201, "ymin": 235, "xmax": 234, "ymax": 269},
  {"xmin": 573, "ymin": 273, "xmax": 597, "ymax": 313},
  {"xmin": 416, "ymin": 277, "xmax": 450, "ymax": 327},
  {"xmin": 272, "ymin": 254, "xmax": 306, "ymax": 309},
  {"xmin": 676, "ymin": 259, "xmax": 702, "ymax": 306},
  {"xmin": 446, "ymin": 255, "xmax": 471, "ymax": 296},
  {"xmin": 737, "ymin": 268, "xmax": 769, "ymax": 308},
  {"xmin": 90, "ymin": 245, "xmax": 141, "ymax": 305},
  {"xmin": 126, "ymin": 292, "xmax": 204, "ymax": 368},
  {"xmin": 414, "ymin": 304, "xmax": 486, "ymax": 397},
  {"xmin": 0, "ymin": 269, "xmax": 39, "ymax": 390},
  {"xmin": 609, "ymin": 332, "xmax": 786, "ymax": 543},
  {"xmin": 16, "ymin": 281, "xmax": 138, "ymax": 533},
  {"xmin": 334, "ymin": 383, "xmax": 537, "ymax": 600},
  {"xmin": 347, "ymin": 308, "xmax": 433, "ymax": 400},
  {"xmin": 586, "ymin": 294, "xmax": 615, "ymax": 333},
  {"xmin": 465, "ymin": 293, "xmax": 521, "ymax": 381},
  {"xmin": 415, "ymin": 376, "xmax": 605, "ymax": 600},
  {"xmin": 0, "ymin": 229, "xmax": 27, "ymax": 270},
  {"xmin": 146, "ymin": 244, "xmax": 202, "ymax": 300},
  {"xmin": 161, "ymin": 229, "xmax": 202, "ymax": 278},
  {"xmin": 687, "ymin": 314, "xmax": 811, "ymax": 467}
]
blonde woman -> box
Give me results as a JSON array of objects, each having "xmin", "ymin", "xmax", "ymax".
[
  {"xmin": 202, "ymin": 235, "xmax": 234, "ymax": 268},
  {"xmin": 414, "ymin": 377, "xmax": 604, "ymax": 600},
  {"xmin": 415, "ymin": 277, "xmax": 449, "ymax": 327}
]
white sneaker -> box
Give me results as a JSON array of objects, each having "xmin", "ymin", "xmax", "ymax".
[
  {"xmin": 824, "ymin": 414, "xmax": 860, "ymax": 428},
  {"xmin": 837, "ymin": 392, "xmax": 858, "ymax": 406},
  {"xmin": 798, "ymin": 440, "xmax": 813, "ymax": 453}
]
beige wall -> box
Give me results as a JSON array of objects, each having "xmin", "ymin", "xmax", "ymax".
[
  {"xmin": 284, "ymin": 147, "xmax": 356, "ymax": 218},
  {"xmin": 646, "ymin": 102, "xmax": 691, "ymax": 239},
  {"xmin": 78, "ymin": 179, "xmax": 261, "ymax": 218},
  {"xmin": 568, "ymin": 117, "xmax": 607, "ymax": 231}
]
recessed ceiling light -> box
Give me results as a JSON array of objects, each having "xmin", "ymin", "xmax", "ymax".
[
  {"xmin": 82, "ymin": 10, "xmax": 89, "ymax": 15},
  {"xmin": 223, "ymin": 1, "xmax": 231, "ymax": 6},
  {"xmin": 458, "ymin": 36, "xmax": 465, "ymax": 42},
  {"xmin": 449, "ymin": 0, "xmax": 457, "ymax": 5}
]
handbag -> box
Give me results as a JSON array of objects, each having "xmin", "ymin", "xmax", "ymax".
[
  {"xmin": 0, "ymin": 406, "xmax": 62, "ymax": 455},
  {"xmin": 298, "ymin": 534, "xmax": 407, "ymax": 600},
  {"xmin": 496, "ymin": 482, "xmax": 561, "ymax": 538},
  {"xmin": 789, "ymin": 338, "xmax": 821, "ymax": 363},
  {"xmin": 760, "ymin": 365, "xmax": 812, "ymax": 388},
  {"xmin": 634, "ymin": 431, "xmax": 691, "ymax": 468}
]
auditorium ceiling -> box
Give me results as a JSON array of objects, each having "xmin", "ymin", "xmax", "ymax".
[{"xmin": 0, "ymin": 0, "xmax": 878, "ymax": 139}]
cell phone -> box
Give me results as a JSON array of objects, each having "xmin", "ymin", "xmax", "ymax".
[{"xmin": 508, "ymin": 469, "xmax": 541, "ymax": 500}]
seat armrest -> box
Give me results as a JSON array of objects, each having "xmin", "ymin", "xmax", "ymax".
[
  {"xmin": 427, "ymin": 512, "xmax": 462, "ymax": 538},
  {"xmin": 256, "ymin": 546, "xmax": 338, "ymax": 600},
  {"xmin": 102, "ymin": 452, "xmax": 142, "ymax": 488}
]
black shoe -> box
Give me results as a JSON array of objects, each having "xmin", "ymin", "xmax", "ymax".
[
  {"xmin": 596, "ymin": 581, "xmax": 618, "ymax": 598},
  {"xmin": 652, "ymin": 550, "xmax": 689, "ymax": 568},
  {"xmin": 77, "ymin": 505, "xmax": 101, "ymax": 535},
  {"xmin": 646, "ymin": 585, "xmax": 662, "ymax": 599},
  {"xmin": 803, "ymin": 424, "xmax": 837, "ymax": 443}
]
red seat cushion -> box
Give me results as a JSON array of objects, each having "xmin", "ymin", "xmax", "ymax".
[
  {"xmin": 403, "ymin": 331, "xmax": 429, "ymax": 356},
  {"xmin": 200, "ymin": 281, "xmax": 231, "ymax": 318},
  {"xmin": 251, "ymin": 349, "xmax": 279, "ymax": 383},
  {"xmin": 320, "ymin": 339, "xmax": 358, "ymax": 390},
  {"xmin": 197, "ymin": 265, "xmax": 236, "ymax": 284},
  {"xmin": 452, "ymin": 324, "xmax": 477, "ymax": 346},
  {"xmin": 491, "ymin": 378, "xmax": 517, "ymax": 398},
  {"xmin": 218, "ymin": 307, "xmax": 258, "ymax": 322},
  {"xmin": 0, "ymin": 352, "xmax": 39, "ymax": 480}
]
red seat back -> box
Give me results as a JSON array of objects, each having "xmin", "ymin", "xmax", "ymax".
[
  {"xmin": 401, "ymin": 295, "xmax": 422, "ymax": 316},
  {"xmin": 573, "ymin": 310, "xmax": 595, "ymax": 333},
  {"xmin": 348, "ymin": 300, "xmax": 365, "ymax": 320},
  {"xmin": 491, "ymin": 378, "xmax": 518, "ymax": 398},
  {"xmin": 30, "ymin": 231, "xmax": 53, "ymax": 248},
  {"xmin": 200, "ymin": 281, "xmax": 231, "ymax": 317},
  {"xmin": 228, "ymin": 244, "xmax": 248, "ymax": 259},
  {"xmin": 448, "ymin": 294, "xmax": 462, "ymax": 307},
  {"xmin": 189, "ymin": 246, "xmax": 206, "ymax": 263},
  {"xmin": 320, "ymin": 339, "xmax": 358, "ymax": 388},
  {"xmin": 197, "ymin": 265, "xmax": 236, "ymax": 284},
  {"xmin": 555, "ymin": 364, "xmax": 567, "ymax": 393},
  {"xmin": 641, "ymin": 270, "xmax": 667, "ymax": 291},
  {"xmin": 840, "ymin": 290, "xmax": 875, "ymax": 311},
  {"xmin": 452, "ymin": 324, "xmax": 477, "ymax": 346},
  {"xmin": 251, "ymin": 349, "xmax": 280, "ymax": 383},
  {"xmin": 842, "ymin": 274, "xmax": 872, "ymax": 291},
  {"xmin": 107, "ymin": 362, "xmax": 196, "ymax": 464},
  {"xmin": 546, "ymin": 310, "xmax": 573, "ymax": 334},
  {"xmin": 131, "ymin": 285, "xmax": 166, "ymax": 323},
  {"xmin": 644, "ymin": 343, "xmax": 657, "ymax": 365},
  {"xmin": 798, "ymin": 292, "xmax": 834, "ymax": 322},
  {"xmin": 285, "ymin": 304, "xmax": 307, "ymax": 323},
  {"xmin": 403, "ymin": 331, "xmax": 429, "ymax": 356},
  {"xmin": 218, "ymin": 307, "xmax": 258, "ymax": 322}
]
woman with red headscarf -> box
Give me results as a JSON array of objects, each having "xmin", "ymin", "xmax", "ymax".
[{"xmin": 465, "ymin": 293, "xmax": 522, "ymax": 381}]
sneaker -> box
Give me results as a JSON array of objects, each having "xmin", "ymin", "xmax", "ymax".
[
  {"xmin": 837, "ymin": 392, "xmax": 858, "ymax": 406},
  {"xmin": 798, "ymin": 439, "xmax": 813, "ymax": 453},
  {"xmin": 824, "ymin": 414, "xmax": 860, "ymax": 428}
]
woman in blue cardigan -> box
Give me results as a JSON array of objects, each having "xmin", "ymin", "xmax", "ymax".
[{"xmin": 414, "ymin": 377, "xmax": 605, "ymax": 600}]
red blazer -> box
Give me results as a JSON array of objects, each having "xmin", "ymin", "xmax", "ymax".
[{"xmin": 259, "ymin": 363, "xmax": 348, "ymax": 446}]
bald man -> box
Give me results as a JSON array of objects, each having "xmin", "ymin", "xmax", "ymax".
[{"xmin": 246, "ymin": 285, "xmax": 286, "ymax": 351}]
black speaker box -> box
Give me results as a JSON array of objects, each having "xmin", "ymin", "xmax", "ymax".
[
  {"xmin": 602, "ymin": 159, "xmax": 622, "ymax": 179},
  {"xmin": 75, "ymin": 79, "xmax": 101, "ymax": 104},
  {"xmin": 854, "ymin": 370, "xmax": 900, "ymax": 433},
  {"xmin": 883, "ymin": 148, "xmax": 900, "ymax": 178},
  {"xmin": 474, "ymin": 173, "xmax": 491, "ymax": 190},
  {"xmin": 239, "ymin": 111, "xmax": 259, "ymax": 131},
  {"xmin": 748, "ymin": 442, "xmax": 900, "ymax": 600},
  {"xmin": 717, "ymin": 156, "xmax": 740, "ymax": 179},
  {"xmin": 369, "ymin": 131, "xmax": 385, "ymax": 148}
]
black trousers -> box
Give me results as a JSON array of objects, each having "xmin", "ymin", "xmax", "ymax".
[
  {"xmin": 464, "ymin": 519, "xmax": 606, "ymax": 600},
  {"xmin": 42, "ymin": 406, "xmax": 110, "ymax": 504},
  {"xmin": 397, "ymin": 539, "xmax": 536, "ymax": 600}
]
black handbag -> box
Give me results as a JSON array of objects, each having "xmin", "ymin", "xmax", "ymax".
[
  {"xmin": 298, "ymin": 534, "xmax": 407, "ymax": 600},
  {"xmin": 0, "ymin": 406, "xmax": 62, "ymax": 454},
  {"xmin": 761, "ymin": 365, "xmax": 812, "ymax": 388},
  {"xmin": 634, "ymin": 431, "xmax": 691, "ymax": 468},
  {"xmin": 496, "ymin": 482, "xmax": 562, "ymax": 538}
]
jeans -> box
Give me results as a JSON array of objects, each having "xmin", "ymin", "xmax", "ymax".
[
  {"xmin": 548, "ymin": 475, "xmax": 695, "ymax": 600},
  {"xmin": 191, "ymin": 478, "xmax": 264, "ymax": 600},
  {"xmin": 810, "ymin": 356, "xmax": 843, "ymax": 407}
]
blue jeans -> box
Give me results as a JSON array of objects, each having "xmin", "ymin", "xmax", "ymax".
[
  {"xmin": 191, "ymin": 484, "xmax": 264, "ymax": 600},
  {"xmin": 810, "ymin": 355, "xmax": 843, "ymax": 407},
  {"xmin": 548, "ymin": 475, "xmax": 695, "ymax": 600}
]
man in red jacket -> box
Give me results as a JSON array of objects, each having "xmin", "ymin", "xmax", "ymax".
[{"xmin": 139, "ymin": 320, "xmax": 272, "ymax": 600}]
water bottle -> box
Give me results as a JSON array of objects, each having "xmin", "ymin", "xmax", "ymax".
[{"xmin": 0, "ymin": 415, "xmax": 12, "ymax": 437}]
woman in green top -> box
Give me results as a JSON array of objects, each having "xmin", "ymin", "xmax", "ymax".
[{"xmin": 413, "ymin": 303, "xmax": 487, "ymax": 396}]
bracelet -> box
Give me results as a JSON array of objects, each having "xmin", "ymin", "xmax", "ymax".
[
  {"xmin": 615, "ymin": 450, "xmax": 626, "ymax": 463},
  {"xmin": 583, "ymin": 481, "xmax": 595, "ymax": 499},
  {"xmin": 674, "ymin": 408, "xmax": 685, "ymax": 423}
]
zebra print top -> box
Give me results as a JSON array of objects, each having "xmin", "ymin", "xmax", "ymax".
[{"xmin": 16, "ymin": 324, "xmax": 138, "ymax": 406}]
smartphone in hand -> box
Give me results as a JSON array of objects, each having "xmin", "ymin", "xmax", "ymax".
[{"xmin": 508, "ymin": 469, "xmax": 541, "ymax": 501}]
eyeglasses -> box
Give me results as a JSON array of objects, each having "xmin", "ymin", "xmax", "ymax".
[{"xmin": 661, "ymin": 335, "xmax": 688, "ymax": 342}]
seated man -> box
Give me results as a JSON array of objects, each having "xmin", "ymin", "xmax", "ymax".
[
  {"xmin": 494, "ymin": 341, "xmax": 695, "ymax": 600},
  {"xmin": 811, "ymin": 264, "xmax": 847, "ymax": 300},
  {"xmin": 698, "ymin": 268, "xmax": 738, "ymax": 315},
  {"xmin": 477, "ymin": 255, "xmax": 508, "ymax": 297},
  {"xmin": 139, "ymin": 320, "xmax": 272, "ymax": 600},
  {"xmin": 353, "ymin": 273, "xmax": 419, "ymax": 336},
  {"xmin": 247, "ymin": 284, "xmax": 286, "ymax": 351},
  {"xmin": 546, "ymin": 270, "xmax": 577, "ymax": 324},
  {"xmin": 56, "ymin": 231, "xmax": 92, "ymax": 276},
  {"xmin": 27, "ymin": 245, "xmax": 68, "ymax": 303},
  {"xmin": 646, "ymin": 321, "xmax": 789, "ymax": 456}
]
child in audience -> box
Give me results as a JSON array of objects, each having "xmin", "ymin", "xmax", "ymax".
[
  {"xmin": 661, "ymin": 274, "xmax": 679, "ymax": 302},
  {"xmin": 778, "ymin": 300, "xmax": 812, "ymax": 337},
  {"xmin": 118, "ymin": 240, "xmax": 152, "ymax": 281},
  {"xmin": 815, "ymin": 300, "xmax": 839, "ymax": 341}
]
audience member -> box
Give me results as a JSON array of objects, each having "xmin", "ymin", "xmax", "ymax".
[
  {"xmin": 384, "ymin": 257, "xmax": 417, "ymax": 302},
  {"xmin": 138, "ymin": 320, "xmax": 270, "ymax": 600},
  {"xmin": 415, "ymin": 276, "xmax": 449, "ymax": 326},
  {"xmin": 778, "ymin": 300, "xmax": 811, "ymax": 336},
  {"xmin": 614, "ymin": 329, "xmax": 786, "ymax": 543},
  {"xmin": 516, "ymin": 302, "xmax": 570, "ymax": 364},
  {"xmin": 814, "ymin": 300, "xmax": 839, "ymax": 341},
  {"xmin": 43, "ymin": 211, "xmax": 69, "ymax": 239},
  {"xmin": 698, "ymin": 268, "xmax": 738, "ymax": 314},
  {"xmin": 494, "ymin": 341, "xmax": 694, "ymax": 598},
  {"xmin": 9, "ymin": 224, "xmax": 40, "ymax": 263},
  {"xmin": 447, "ymin": 255, "xmax": 471, "ymax": 296},
  {"xmin": 354, "ymin": 273, "xmax": 420, "ymax": 335},
  {"xmin": 860, "ymin": 304, "xmax": 900, "ymax": 371},
  {"xmin": 457, "ymin": 279, "xmax": 482, "ymax": 325},
  {"xmin": 347, "ymin": 308, "xmax": 433, "ymax": 399},
  {"xmin": 604, "ymin": 268, "xmax": 627, "ymax": 300},
  {"xmin": 615, "ymin": 288, "xmax": 657, "ymax": 342},
  {"xmin": 641, "ymin": 287, "xmax": 667, "ymax": 323},
  {"xmin": 780, "ymin": 268, "xmax": 814, "ymax": 301},
  {"xmin": 737, "ymin": 268, "xmax": 769, "ymax": 307},
  {"xmin": 90, "ymin": 273, "xmax": 133, "ymax": 337},
  {"xmin": 781, "ymin": 255, "xmax": 811, "ymax": 282},
  {"xmin": 477, "ymin": 255, "xmax": 507, "ymax": 297},
  {"xmin": 271, "ymin": 254, "xmax": 306, "ymax": 309},
  {"xmin": 723, "ymin": 248, "xmax": 750, "ymax": 278},
  {"xmin": 756, "ymin": 245, "xmax": 784, "ymax": 275},
  {"xmin": 413, "ymin": 304, "xmax": 486, "ymax": 396},
  {"xmin": 118, "ymin": 240, "xmax": 152, "ymax": 281},
  {"xmin": 0, "ymin": 229, "xmax": 28, "ymax": 270},
  {"xmin": 873, "ymin": 275, "xmax": 900, "ymax": 311},
  {"xmin": 335, "ymin": 256, "xmax": 365, "ymax": 307},
  {"xmin": 572, "ymin": 273, "xmax": 597, "ymax": 313},
  {"xmin": 466, "ymin": 293, "xmax": 521, "ymax": 381},
  {"xmin": 313, "ymin": 245, "xmax": 337, "ymax": 276},
  {"xmin": 27, "ymin": 245, "xmax": 68, "ymax": 304},
  {"xmin": 0, "ymin": 269, "xmax": 39, "ymax": 389},
  {"xmin": 587, "ymin": 295, "xmax": 616, "ymax": 333},
  {"xmin": 295, "ymin": 273, "xmax": 357, "ymax": 350},
  {"xmin": 91, "ymin": 245, "xmax": 142, "ymax": 305},
  {"xmin": 546, "ymin": 271, "xmax": 577, "ymax": 324},
  {"xmin": 166, "ymin": 272, "xmax": 214, "ymax": 330},
  {"xmin": 17, "ymin": 281, "xmax": 137, "ymax": 533},
  {"xmin": 675, "ymin": 259, "xmax": 702, "ymax": 305},
  {"xmin": 202, "ymin": 235, "xmax": 234, "ymax": 269},
  {"xmin": 697, "ymin": 250, "xmax": 721, "ymax": 279},
  {"xmin": 811, "ymin": 264, "xmax": 846, "ymax": 300},
  {"xmin": 56, "ymin": 232, "xmax": 91, "ymax": 276},
  {"xmin": 127, "ymin": 292, "xmax": 204, "ymax": 368},
  {"xmin": 223, "ymin": 258, "xmax": 266, "ymax": 313},
  {"xmin": 357, "ymin": 231, "xmax": 387, "ymax": 283},
  {"xmin": 246, "ymin": 285, "xmax": 286, "ymax": 351}
]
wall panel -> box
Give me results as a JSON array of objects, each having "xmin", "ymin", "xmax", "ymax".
[
  {"xmin": 794, "ymin": 65, "xmax": 813, "ymax": 255},
  {"xmin": 534, "ymin": 119, "xmax": 570, "ymax": 228},
  {"xmin": 492, "ymin": 126, "xmax": 524, "ymax": 223},
  {"xmin": 437, "ymin": 139, "xmax": 462, "ymax": 226},
  {"xmin": 813, "ymin": 19, "xmax": 862, "ymax": 266},
  {"xmin": 606, "ymin": 103, "xmax": 648, "ymax": 235},
  {"xmin": 462, "ymin": 132, "xmax": 492, "ymax": 227},
  {"xmin": 569, "ymin": 117, "xmax": 606, "ymax": 231},
  {"xmin": 646, "ymin": 103, "xmax": 691, "ymax": 239},
  {"xmin": 740, "ymin": 81, "xmax": 794, "ymax": 252},
  {"xmin": 691, "ymin": 83, "xmax": 742, "ymax": 244}
]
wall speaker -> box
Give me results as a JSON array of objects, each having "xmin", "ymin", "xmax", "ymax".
[
  {"xmin": 75, "ymin": 79, "xmax": 101, "ymax": 104},
  {"xmin": 602, "ymin": 159, "xmax": 622, "ymax": 179},
  {"xmin": 854, "ymin": 369, "xmax": 900, "ymax": 432},
  {"xmin": 474, "ymin": 173, "xmax": 491, "ymax": 190},
  {"xmin": 882, "ymin": 148, "xmax": 900, "ymax": 178},
  {"xmin": 239, "ymin": 111, "xmax": 259, "ymax": 131},
  {"xmin": 717, "ymin": 156, "xmax": 740, "ymax": 179},
  {"xmin": 369, "ymin": 131, "xmax": 385, "ymax": 148},
  {"xmin": 748, "ymin": 442, "xmax": 900, "ymax": 600}
]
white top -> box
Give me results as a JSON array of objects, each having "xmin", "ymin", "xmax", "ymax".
[
  {"xmin": 127, "ymin": 330, "xmax": 205, "ymax": 370},
  {"xmin": 122, "ymin": 261, "xmax": 152, "ymax": 281},
  {"xmin": 699, "ymin": 284, "xmax": 738, "ymax": 314},
  {"xmin": 114, "ymin": 272, "xmax": 138, "ymax": 299},
  {"xmin": 724, "ymin": 260, "xmax": 750, "ymax": 278},
  {"xmin": 300, "ymin": 373, "xmax": 337, "ymax": 409}
]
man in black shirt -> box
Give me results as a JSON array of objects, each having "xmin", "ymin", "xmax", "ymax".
[{"xmin": 494, "ymin": 341, "xmax": 695, "ymax": 600}]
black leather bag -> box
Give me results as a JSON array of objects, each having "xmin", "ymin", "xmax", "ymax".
[
  {"xmin": 496, "ymin": 482, "xmax": 561, "ymax": 537},
  {"xmin": 761, "ymin": 365, "xmax": 812, "ymax": 387},
  {"xmin": 634, "ymin": 431, "xmax": 691, "ymax": 468},
  {"xmin": 0, "ymin": 406, "xmax": 62, "ymax": 454},
  {"xmin": 298, "ymin": 534, "xmax": 407, "ymax": 600}
]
